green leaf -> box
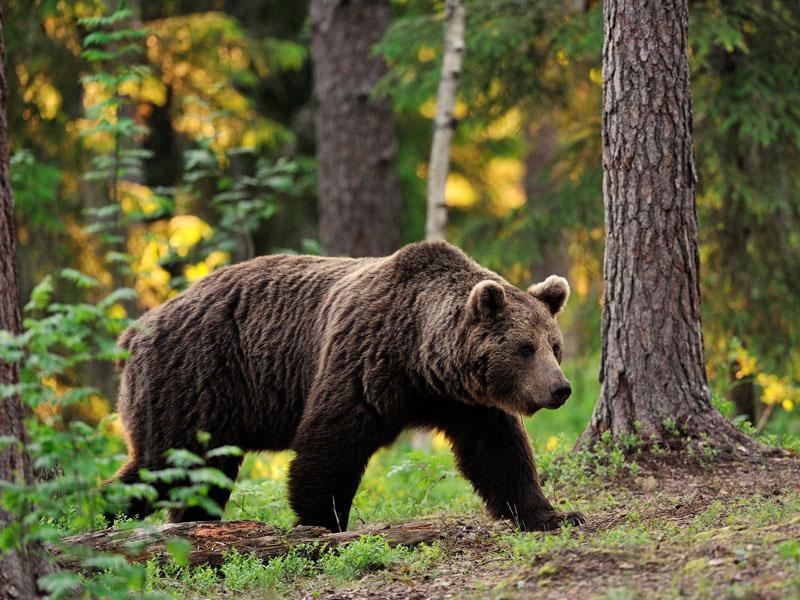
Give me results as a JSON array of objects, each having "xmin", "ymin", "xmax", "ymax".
[
  {"xmin": 38, "ymin": 571, "xmax": 82, "ymax": 597},
  {"xmin": 60, "ymin": 269, "xmax": 100, "ymax": 289},
  {"xmin": 166, "ymin": 537, "xmax": 193, "ymax": 567},
  {"xmin": 25, "ymin": 276, "xmax": 54, "ymax": 311},
  {"xmin": 188, "ymin": 468, "xmax": 234, "ymax": 489},
  {"xmin": 205, "ymin": 445, "xmax": 243, "ymax": 459},
  {"xmin": 165, "ymin": 448, "xmax": 205, "ymax": 468}
]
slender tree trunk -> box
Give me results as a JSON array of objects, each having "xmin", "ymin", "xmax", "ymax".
[
  {"xmin": 0, "ymin": 8, "xmax": 52, "ymax": 596},
  {"xmin": 411, "ymin": 0, "xmax": 465, "ymax": 450},
  {"xmin": 425, "ymin": 0, "xmax": 465, "ymax": 241},
  {"xmin": 311, "ymin": 0, "xmax": 401, "ymax": 258},
  {"xmin": 577, "ymin": 0, "xmax": 762, "ymax": 454}
]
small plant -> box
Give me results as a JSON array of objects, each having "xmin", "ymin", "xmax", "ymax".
[
  {"xmin": 404, "ymin": 541, "xmax": 445, "ymax": 575},
  {"xmin": 662, "ymin": 417, "xmax": 681, "ymax": 437},
  {"xmin": 386, "ymin": 450, "xmax": 456, "ymax": 506},
  {"xmin": 502, "ymin": 526, "xmax": 583, "ymax": 562},
  {"xmin": 321, "ymin": 535, "xmax": 409, "ymax": 582},
  {"xmin": 219, "ymin": 547, "xmax": 314, "ymax": 592}
]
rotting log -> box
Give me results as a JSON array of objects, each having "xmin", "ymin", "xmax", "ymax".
[{"xmin": 52, "ymin": 520, "xmax": 445, "ymax": 570}]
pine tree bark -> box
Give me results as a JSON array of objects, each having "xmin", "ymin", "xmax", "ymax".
[
  {"xmin": 577, "ymin": 0, "xmax": 762, "ymax": 453},
  {"xmin": 0, "ymin": 7, "xmax": 52, "ymax": 596},
  {"xmin": 425, "ymin": 0, "xmax": 465, "ymax": 241},
  {"xmin": 311, "ymin": 0, "xmax": 401, "ymax": 257}
]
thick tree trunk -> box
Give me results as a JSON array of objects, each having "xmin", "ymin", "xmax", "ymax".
[
  {"xmin": 311, "ymin": 0, "xmax": 401, "ymax": 258},
  {"xmin": 54, "ymin": 520, "xmax": 445, "ymax": 570},
  {"xmin": 577, "ymin": 0, "xmax": 762, "ymax": 454},
  {"xmin": 425, "ymin": 0, "xmax": 465, "ymax": 241},
  {"xmin": 0, "ymin": 8, "xmax": 52, "ymax": 596}
]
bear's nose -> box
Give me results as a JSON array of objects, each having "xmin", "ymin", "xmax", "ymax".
[{"xmin": 550, "ymin": 383, "xmax": 572, "ymax": 407}]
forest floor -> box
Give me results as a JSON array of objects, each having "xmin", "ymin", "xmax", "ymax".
[
  {"xmin": 150, "ymin": 452, "xmax": 800, "ymax": 599},
  {"xmin": 292, "ymin": 454, "xmax": 800, "ymax": 600}
]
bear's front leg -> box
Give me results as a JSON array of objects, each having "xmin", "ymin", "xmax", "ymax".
[
  {"xmin": 288, "ymin": 390, "xmax": 385, "ymax": 532},
  {"xmin": 437, "ymin": 404, "xmax": 584, "ymax": 531}
]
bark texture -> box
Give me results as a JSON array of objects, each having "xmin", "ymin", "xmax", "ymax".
[
  {"xmin": 0, "ymin": 7, "xmax": 52, "ymax": 597},
  {"xmin": 54, "ymin": 520, "xmax": 444, "ymax": 570},
  {"xmin": 425, "ymin": 0, "xmax": 465, "ymax": 241},
  {"xmin": 311, "ymin": 0, "xmax": 401, "ymax": 257},
  {"xmin": 578, "ymin": 0, "xmax": 761, "ymax": 452}
]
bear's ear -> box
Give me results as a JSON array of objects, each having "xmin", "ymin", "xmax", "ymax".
[
  {"xmin": 468, "ymin": 280, "xmax": 507, "ymax": 321},
  {"xmin": 528, "ymin": 275, "xmax": 570, "ymax": 315}
]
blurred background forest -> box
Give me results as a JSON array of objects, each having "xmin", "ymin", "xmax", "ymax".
[{"xmin": 6, "ymin": 0, "xmax": 800, "ymax": 447}]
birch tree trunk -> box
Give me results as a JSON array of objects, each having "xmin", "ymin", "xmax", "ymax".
[
  {"xmin": 425, "ymin": 0, "xmax": 465, "ymax": 241},
  {"xmin": 411, "ymin": 0, "xmax": 466, "ymax": 451},
  {"xmin": 311, "ymin": 0, "xmax": 401, "ymax": 258},
  {"xmin": 577, "ymin": 0, "xmax": 763, "ymax": 454},
  {"xmin": 0, "ymin": 7, "xmax": 52, "ymax": 596}
]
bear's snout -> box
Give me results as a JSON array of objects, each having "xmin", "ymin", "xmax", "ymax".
[{"xmin": 548, "ymin": 382, "xmax": 572, "ymax": 408}]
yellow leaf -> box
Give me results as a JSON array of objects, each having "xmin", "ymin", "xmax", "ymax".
[
  {"xmin": 418, "ymin": 46, "xmax": 436, "ymax": 63},
  {"xmin": 107, "ymin": 304, "xmax": 127, "ymax": 320}
]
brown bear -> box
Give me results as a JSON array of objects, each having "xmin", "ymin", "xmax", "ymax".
[{"xmin": 112, "ymin": 240, "xmax": 583, "ymax": 531}]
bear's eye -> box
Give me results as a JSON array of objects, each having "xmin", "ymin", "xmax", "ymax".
[
  {"xmin": 553, "ymin": 343, "xmax": 562, "ymax": 360},
  {"xmin": 519, "ymin": 344, "xmax": 535, "ymax": 358}
]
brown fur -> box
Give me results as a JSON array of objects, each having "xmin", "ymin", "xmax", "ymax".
[{"xmin": 112, "ymin": 240, "xmax": 582, "ymax": 530}]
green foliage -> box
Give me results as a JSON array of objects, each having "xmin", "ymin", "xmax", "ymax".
[
  {"xmin": 353, "ymin": 445, "xmax": 480, "ymax": 524},
  {"xmin": 79, "ymin": 4, "xmax": 151, "ymax": 184},
  {"xmin": 181, "ymin": 140, "xmax": 314, "ymax": 266},
  {"xmin": 690, "ymin": 0, "xmax": 800, "ymax": 398},
  {"xmin": 9, "ymin": 150, "xmax": 63, "ymax": 233},
  {"xmin": 320, "ymin": 534, "xmax": 408, "ymax": 582},
  {"xmin": 0, "ymin": 271, "xmax": 241, "ymax": 597},
  {"xmin": 219, "ymin": 548, "xmax": 313, "ymax": 592},
  {"xmin": 137, "ymin": 437, "xmax": 241, "ymax": 519}
]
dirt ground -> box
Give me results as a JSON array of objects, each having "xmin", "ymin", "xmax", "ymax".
[{"xmin": 300, "ymin": 455, "xmax": 800, "ymax": 600}]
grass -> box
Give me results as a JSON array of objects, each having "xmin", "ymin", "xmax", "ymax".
[
  {"xmin": 141, "ymin": 466, "xmax": 800, "ymax": 599},
  {"xmin": 142, "ymin": 537, "xmax": 445, "ymax": 598}
]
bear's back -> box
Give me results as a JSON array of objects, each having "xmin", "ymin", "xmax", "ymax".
[{"xmin": 117, "ymin": 253, "xmax": 374, "ymax": 449}]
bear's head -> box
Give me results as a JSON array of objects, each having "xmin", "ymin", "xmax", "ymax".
[{"xmin": 462, "ymin": 276, "xmax": 571, "ymax": 416}]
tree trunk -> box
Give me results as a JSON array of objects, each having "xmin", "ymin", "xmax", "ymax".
[
  {"xmin": 411, "ymin": 0, "xmax": 466, "ymax": 451},
  {"xmin": 523, "ymin": 120, "xmax": 570, "ymax": 282},
  {"xmin": 0, "ymin": 7, "xmax": 52, "ymax": 596},
  {"xmin": 729, "ymin": 378, "xmax": 756, "ymax": 425},
  {"xmin": 53, "ymin": 520, "xmax": 445, "ymax": 571},
  {"xmin": 577, "ymin": 0, "xmax": 762, "ymax": 454},
  {"xmin": 425, "ymin": 0, "xmax": 465, "ymax": 241},
  {"xmin": 311, "ymin": 0, "xmax": 401, "ymax": 258}
]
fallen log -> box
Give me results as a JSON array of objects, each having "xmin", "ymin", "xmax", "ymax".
[{"xmin": 53, "ymin": 520, "xmax": 446, "ymax": 570}]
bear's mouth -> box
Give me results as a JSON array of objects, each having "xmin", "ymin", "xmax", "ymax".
[
  {"xmin": 546, "ymin": 395, "xmax": 569, "ymax": 409},
  {"xmin": 519, "ymin": 401, "xmax": 542, "ymax": 417}
]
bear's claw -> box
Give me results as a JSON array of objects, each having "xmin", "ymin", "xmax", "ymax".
[{"xmin": 519, "ymin": 509, "xmax": 586, "ymax": 531}]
